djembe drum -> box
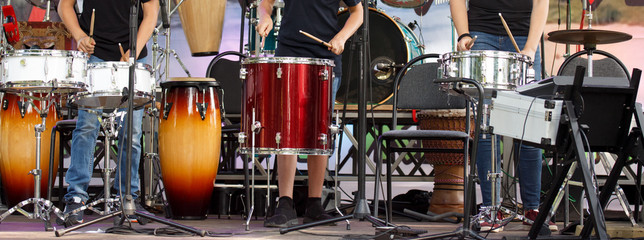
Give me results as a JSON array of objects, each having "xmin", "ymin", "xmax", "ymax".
[{"xmin": 418, "ymin": 109, "xmax": 473, "ymax": 215}]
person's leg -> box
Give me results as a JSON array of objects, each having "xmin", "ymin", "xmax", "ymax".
[
  {"xmin": 114, "ymin": 108, "xmax": 144, "ymax": 198},
  {"xmin": 516, "ymin": 143, "xmax": 542, "ymax": 210},
  {"xmin": 303, "ymin": 155, "xmax": 335, "ymax": 223},
  {"xmin": 265, "ymin": 154, "xmax": 298, "ymax": 227},
  {"xmin": 60, "ymin": 108, "xmax": 102, "ymax": 225}
]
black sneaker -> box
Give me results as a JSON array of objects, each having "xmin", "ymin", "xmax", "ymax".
[
  {"xmin": 264, "ymin": 197, "xmax": 298, "ymax": 228},
  {"xmin": 303, "ymin": 202, "xmax": 336, "ymax": 225},
  {"xmin": 56, "ymin": 197, "xmax": 85, "ymax": 227}
]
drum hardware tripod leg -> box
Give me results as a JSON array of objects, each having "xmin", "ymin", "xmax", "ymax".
[
  {"xmin": 597, "ymin": 153, "xmax": 638, "ymax": 226},
  {"xmin": 0, "ymin": 95, "xmax": 63, "ymax": 231},
  {"xmin": 331, "ymin": 111, "xmax": 351, "ymax": 229},
  {"xmin": 244, "ymin": 108, "xmax": 259, "ymax": 231}
]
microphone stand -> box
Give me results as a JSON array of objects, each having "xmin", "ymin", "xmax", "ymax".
[
  {"xmin": 55, "ymin": 0, "xmax": 205, "ymax": 236},
  {"xmin": 280, "ymin": 0, "xmax": 388, "ymax": 233}
]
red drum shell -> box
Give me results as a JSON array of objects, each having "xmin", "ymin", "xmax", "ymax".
[
  {"xmin": 0, "ymin": 93, "xmax": 60, "ymax": 207},
  {"xmin": 159, "ymin": 79, "xmax": 221, "ymax": 219},
  {"xmin": 240, "ymin": 57, "xmax": 334, "ymax": 155}
]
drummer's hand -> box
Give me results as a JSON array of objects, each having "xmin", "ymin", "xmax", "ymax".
[
  {"xmin": 456, "ymin": 36, "xmax": 473, "ymax": 51},
  {"xmin": 328, "ymin": 37, "xmax": 345, "ymax": 55},
  {"xmin": 520, "ymin": 48, "xmax": 536, "ymax": 62},
  {"xmin": 120, "ymin": 50, "xmax": 131, "ymax": 62},
  {"xmin": 77, "ymin": 36, "xmax": 96, "ymax": 54},
  {"xmin": 256, "ymin": 17, "xmax": 273, "ymax": 38}
]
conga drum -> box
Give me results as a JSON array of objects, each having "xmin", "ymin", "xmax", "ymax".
[
  {"xmin": 159, "ymin": 77, "xmax": 221, "ymax": 219},
  {"xmin": 175, "ymin": 0, "xmax": 226, "ymax": 56},
  {"xmin": 418, "ymin": 109, "xmax": 473, "ymax": 215},
  {"xmin": 0, "ymin": 93, "xmax": 60, "ymax": 207}
]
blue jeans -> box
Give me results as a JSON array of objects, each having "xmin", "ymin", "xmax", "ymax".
[
  {"xmin": 331, "ymin": 75, "xmax": 340, "ymax": 105},
  {"xmin": 471, "ymin": 31, "xmax": 543, "ymax": 210},
  {"xmin": 64, "ymin": 56, "xmax": 146, "ymax": 202}
]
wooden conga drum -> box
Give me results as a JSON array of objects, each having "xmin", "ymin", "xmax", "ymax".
[
  {"xmin": 418, "ymin": 109, "xmax": 472, "ymax": 215},
  {"xmin": 175, "ymin": 0, "xmax": 226, "ymax": 56},
  {"xmin": 0, "ymin": 93, "xmax": 60, "ymax": 207},
  {"xmin": 159, "ymin": 77, "xmax": 221, "ymax": 219}
]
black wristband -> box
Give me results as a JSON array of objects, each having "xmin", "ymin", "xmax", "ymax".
[{"xmin": 458, "ymin": 33, "xmax": 472, "ymax": 42}]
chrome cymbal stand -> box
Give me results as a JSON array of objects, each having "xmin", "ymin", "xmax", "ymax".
[
  {"xmin": 0, "ymin": 92, "xmax": 64, "ymax": 231},
  {"xmin": 151, "ymin": 0, "xmax": 191, "ymax": 82}
]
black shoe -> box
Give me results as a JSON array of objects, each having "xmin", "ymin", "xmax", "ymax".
[
  {"xmin": 56, "ymin": 197, "xmax": 85, "ymax": 227},
  {"xmin": 264, "ymin": 197, "xmax": 298, "ymax": 228},
  {"xmin": 303, "ymin": 208, "xmax": 336, "ymax": 225}
]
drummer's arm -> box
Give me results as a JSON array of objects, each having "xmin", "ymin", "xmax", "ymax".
[
  {"xmin": 450, "ymin": 0, "xmax": 472, "ymax": 51},
  {"xmin": 328, "ymin": 3, "xmax": 363, "ymax": 55},
  {"xmin": 58, "ymin": 0, "xmax": 95, "ymax": 54},
  {"xmin": 257, "ymin": 0, "xmax": 275, "ymax": 37},
  {"xmin": 128, "ymin": 0, "xmax": 159, "ymax": 61},
  {"xmin": 521, "ymin": 0, "xmax": 549, "ymax": 60}
]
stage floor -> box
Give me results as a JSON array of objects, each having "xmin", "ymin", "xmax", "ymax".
[{"xmin": 0, "ymin": 213, "xmax": 566, "ymax": 239}]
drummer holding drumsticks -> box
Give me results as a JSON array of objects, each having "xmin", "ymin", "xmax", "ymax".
[
  {"xmin": 57, "ymin": 0, "xmax": 159, "ymax": 227},
  {"xmin": 256, "ymin": 0, "xmax": 363, "ymax": 228},
  {"xmin": 450, "ymin": 0, "xmax": 556, "ymax": 233}
]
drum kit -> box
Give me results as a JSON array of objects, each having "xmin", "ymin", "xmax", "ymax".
[{"xmin": 0, "ymin": 45, "xmax": 156, "ymax": 229}]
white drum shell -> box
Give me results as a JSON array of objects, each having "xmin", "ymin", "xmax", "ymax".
[
  {"xmin": 71, "ymin": 61, "xmax": 154, "ymax": 109},
  {"xmin": 1, "ymin": 50, "xmax": 88, "ymax": 93}
]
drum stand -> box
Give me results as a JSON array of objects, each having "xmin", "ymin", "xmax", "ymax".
[
  {"xmin": 240, "ymin": 108, "xmax": 275, "ymax": 231},
  {"xmin": 0, "ymin": 93, "xmax": 64, "ymax": 231},
  {"xmin": 58, "ymin": 111, "xmax": 122, "ymax": 226}
]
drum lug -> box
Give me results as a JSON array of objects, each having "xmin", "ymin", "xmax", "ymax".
[
  {"xmin": 196, "ymin": 102, "xmax": 208, "ymax": 120},
  {"xmin": 66, "ymin": 58, "xmax": 73, "ymax": 78},
  {"xmin": 18, "ymin": 100, "xmax": 26, "ymax": 118},
  {"xmin": 238, "ymin": 132, "xmax": 247, "ymax": 144},
  {"xmin": 526, "ymin": 68, "xmax": 535, "ymax": 83},
  {"xmin": 2, "ymin": 99, "xmax": 8, "ymax": 110},
  {"xmin": 252, "ymin": 121, "xmax": 262, "ymax": 134},
  {"xmin": 276, "ymin": 67, "xmax": 282, "ymax": 79},
  {"xmin": 162, "ymin": 102, "xmax": 173, "ymax": 120},
  {"xmin": 239, "ymin": 68, "xmax": 247, "ymax": 80},
  {"xmin": 320, "ymin": 69, "xmax": 329, "ymax": 81},
  {"xmin": 275, "ymin": 132, "xmax": 281, "ymax": 145},
  {"xmin": 318, "ymin": 133, "xmax": 327, "ymax": 146}
]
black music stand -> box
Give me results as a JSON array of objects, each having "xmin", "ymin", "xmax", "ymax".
[
  {"xmin": 528, "ymin": 66, "xmax": 642, "ymax": 239},
  {"xmin": 55, "ymin": 1, "xmax": 205, "ymax": 236}
]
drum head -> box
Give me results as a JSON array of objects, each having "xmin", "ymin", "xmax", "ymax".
[{"xmin": 336, "ymin": 9, "xmax": 414, "ymax": 104}]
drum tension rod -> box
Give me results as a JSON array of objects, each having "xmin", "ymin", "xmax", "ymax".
[{"xmin": 196, "ymin": 102, "xmax": 208, "ymax": 120}]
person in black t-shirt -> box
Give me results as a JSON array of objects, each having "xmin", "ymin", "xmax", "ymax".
[
  {"xmin": 450, "ymin": 0, "xmax": 557, "ymax": 233},
  {"xmin": 256, "ymin": 0, "xmax": 363, "ymax": 228},
  {"xmin": 57, "ymin": 0, "xmax": 159, "ymax": 227}
]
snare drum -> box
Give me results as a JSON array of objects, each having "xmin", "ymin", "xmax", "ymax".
[
  {"xmin": 70, "ymin": 61, "xmax": 154, "ymax": 109},
  {"xmin": 239, "ymin": 57, "xmax": 334, "ymax": 155},
  {"xmin": 0, "ymin": 49, "xmax": 88, "ymax": 93},
  {"xmin": 439, "ymin": 50, "xmax": 532, "ymax": 96}
]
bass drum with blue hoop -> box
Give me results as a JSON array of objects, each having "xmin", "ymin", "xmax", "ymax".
[{"xmin": 336, "ymin": 8, "xmax": 423, "ymax": 104}]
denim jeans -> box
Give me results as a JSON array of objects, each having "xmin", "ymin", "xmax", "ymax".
[
  {"xmin": 64, "ymin": 56, "xmax": 146, "ymax": 202},
  {"xmin": 470, "ymin": 31, "xmax": 543, "ymax": 210}
]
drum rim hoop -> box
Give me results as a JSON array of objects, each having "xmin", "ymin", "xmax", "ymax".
[
  {"xmin": 242, "ymin": 57, "xmax": 335, "ymax": 67},
  {"xmin": 3, "ymin": 49, "xmax": 89, "ymax": 58},
  {"xmin": 441, "ymin": 50, "xmax": 532, "ymax": 61},
  {"xmin": 88, "ymin": 61, "xmax": 152, "ymax": 72}
]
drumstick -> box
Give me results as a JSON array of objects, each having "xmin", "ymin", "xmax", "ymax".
[
  {"xmin": 89, "ymin": 9, "xmax": 95, "ymax": 37},
  {"xmin": 498, "ymin": 13, "xmax": 521, "ymax": 53},
  {"xmin": 466, "ymin": 35, "xmax": 478, "ymax": 49},
  {"xmin": 299, "ymin": 30, "xmax": 333, "ymax": 48},
  {"xmin": 118, "ymin": 43, "xmax": 126, "ymax": 59}
]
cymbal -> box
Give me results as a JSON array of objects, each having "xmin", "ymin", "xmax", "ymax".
[{"xmin": 548, "ymin": 29, "xmax": 632, "ymax": 46}]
